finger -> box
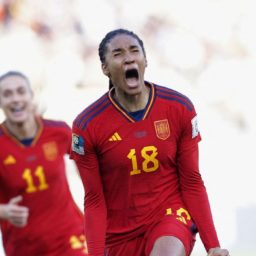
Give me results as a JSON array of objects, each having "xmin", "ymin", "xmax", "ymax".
[
  {"xmin": 9, "ymin": 195, "xmax": 23, "ymax": 205},
  {"xmin": 9, "ymin": 206, "xmax": 29, "ymax": 217},
  {"xmin": 11, "ymin": 218, "xmax": 28, "ymax": 227}
]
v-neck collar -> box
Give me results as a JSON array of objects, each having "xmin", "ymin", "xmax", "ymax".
[
  {"xmin": 108, "ymin": 81, "xmax": 155, "ymax": 122},
  {"xmin": 1, "ymin": 116, "xmax": 43, "ymax": 148}
]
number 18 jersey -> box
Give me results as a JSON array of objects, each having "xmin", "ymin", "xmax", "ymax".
[{"xmin": 71, "ymin": 82, "xmax": 219, "ymax": 252}]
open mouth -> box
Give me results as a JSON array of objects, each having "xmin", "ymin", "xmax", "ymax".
[
  {"xmin": 125, "ymin": 68, "xmax": 139, "ymax": 79},
  {"xmin": 11, "ymin": 106, "xmax": 24, "ymax": 113},
  {"xmin": 125, "ymin": 68, "xmax": 139, "ymax": 87}
]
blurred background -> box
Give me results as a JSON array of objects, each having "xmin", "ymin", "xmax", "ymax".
[{"xmin": 0, "ymin": 0, "xmax": 256, "ymax": 255}]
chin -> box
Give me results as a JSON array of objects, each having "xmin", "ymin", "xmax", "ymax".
[{"xmin": 9, "ymin": 116, "xmax": 27, "ymax": 125}]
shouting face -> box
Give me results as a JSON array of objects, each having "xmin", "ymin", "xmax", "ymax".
[{"xmin": 101, "ymin": 34, "xmax": 147, "ymax": 96}]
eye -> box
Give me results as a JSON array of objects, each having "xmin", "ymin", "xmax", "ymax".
[
  {"xmin": 130, "ymin": 46, "xmax": 140, "ymax": 53},
  {"xmin": 112, "ymin": 49, "xmax": 122, "ymax": 57},
  {"xmin": 113, "ymin": 52, "xmax": 121, "ymax": 57},
  {"xmin": 3, "ymin": 90, "xmax": 12, "ymax": 98},
  {"xmin": 17, "ymin": 87, "xmax": 27, "ymax": 95}
]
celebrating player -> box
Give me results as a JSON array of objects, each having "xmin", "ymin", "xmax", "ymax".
[
  {"xmin": 0, "ymin": 71, "xmax": 88, "ymax": 255},
  {"xmin": 70, "ymin": 29, "xmax": 229, "ymax": 256}
]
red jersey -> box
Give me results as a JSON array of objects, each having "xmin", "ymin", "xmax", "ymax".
[
  {"xmin": 0, "ymin": 117, "xmax": 87, "ymax": 256},
  {"xmin": 70, "ymin": 82, "xmax": 220, "ymax": 255}
]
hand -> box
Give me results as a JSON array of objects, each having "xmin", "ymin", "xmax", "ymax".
[
  {"xmin": 0, "ymin": 195, "xmax": 29, "ymax": 227},
  {"xmin": 207, "ymin": 247, "xmax": 230, "ymax": 256}
]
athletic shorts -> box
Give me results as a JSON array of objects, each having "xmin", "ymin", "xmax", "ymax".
[{"xmin": 105, "ymin": 206, "xmax": 197, "ymax": 256}]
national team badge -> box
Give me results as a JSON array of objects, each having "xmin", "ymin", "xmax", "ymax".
[
  {"xmin": 42, "ymin": 141, "xmax": 58, "ymax": 161},
  {"xmin": 72, "ymin": 133, "xmax": 85, "ymax": 155},
  {"xmin": 154, "ymin": 119, "xmax": 170, "ymax": 140}
]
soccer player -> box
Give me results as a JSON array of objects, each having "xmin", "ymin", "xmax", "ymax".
[
  {"xmin": 70, "ymin": 29, "xmax": 230, "ymax": 256},
  {"xmin": 0, "ymin": 71, "xmax": 88, "ymax": 256}
]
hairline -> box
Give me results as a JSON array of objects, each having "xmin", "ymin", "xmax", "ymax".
[{"xmin": 0, "ymin": 71, "xmax": 31, "ymax": 89}]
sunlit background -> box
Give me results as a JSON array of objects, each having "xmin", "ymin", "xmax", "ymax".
[{"xmin": 0, "ymin": 0, "xmax": 256, "ymax": 255}]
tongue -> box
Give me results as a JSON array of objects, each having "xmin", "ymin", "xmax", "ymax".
[{"xmin": 126, "ymin": 77, "xmax": 138, "ymax": 87}]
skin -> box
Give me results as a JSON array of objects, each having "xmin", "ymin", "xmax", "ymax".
[
  {"xmin": 150, "ymin": 236, "xmax": 186, "ymax": 256},
  {"xmin": 0, "ymin": 74, "xmax": 36, "ymax": 227},
  {"xmin": 0, "ymin": 75, "xmax": 37, "ymax": 139},
  {"xmin": 0, "ymin": 196, "xmax": 29, "ymax": 228},
  {"xmin": 101, "ymin": 34, "xmax": 149, "ymax": 112},
  {"xmin": 100, "ymin": 33, "xmax": 230, "ymax": 256}
]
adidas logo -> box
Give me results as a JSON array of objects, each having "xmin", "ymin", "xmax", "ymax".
[
  {"xmin": 109, "ymin": 132, "xmax": 122, "ymax": 141},
  {"xmin": 4, "ymin": 155, "xmax": 16, "ymax": 165}
]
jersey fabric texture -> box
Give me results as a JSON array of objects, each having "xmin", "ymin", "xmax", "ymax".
[
  {"xmin": 105, "ymin": 210, "xmax": 196, "ymax": 256},
  {"xmin": 70, "ymin": 82, "xmax": 220, "ymax": 256},
  {"xmin": 0, "ymin": 117, "xmax": 87, "ymax": 256}
]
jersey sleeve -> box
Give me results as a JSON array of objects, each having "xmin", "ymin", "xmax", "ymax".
[
  {"xmin": 177, "ymin": 106, "xmax": 220, "ymax": 251},
  {"xmin": 60, "ymin": 121, "xmax": 73, "ymax": 155},
  {"xmin": 70, "ymin": 123, "xmax": 107, "ymax": 256}
]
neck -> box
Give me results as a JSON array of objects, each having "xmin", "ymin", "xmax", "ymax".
[
  {"xmin": 5, "ymin": 116, "xmax": 38, "ymax": 140},
  {"xmin": 114, "ymin": 84, "xmax": 150, "ymax": 112}
]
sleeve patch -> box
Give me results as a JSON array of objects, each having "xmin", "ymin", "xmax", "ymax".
[
  {"xmin": 72, "ymin": 133, "xmax": 85, "ymax": 155},
  {"xmin": 191, "ymin": 115, "xmax": 199, "ymax": 139}
]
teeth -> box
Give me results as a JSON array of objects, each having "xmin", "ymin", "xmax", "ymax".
[{"xmin": 11, "ymin": 107, "xmax": 23, "ymax": 112}]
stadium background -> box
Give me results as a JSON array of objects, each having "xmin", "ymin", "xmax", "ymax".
[{"xmin": 0, "ymin": 0, "xmax": 256, "ymax": 255}]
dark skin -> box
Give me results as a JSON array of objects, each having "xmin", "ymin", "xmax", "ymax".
[
  {"xmin": 101, "ymin": 34, "xmax": 149, "ymax": 112},
  {"xmin": 101, "ymin": 33, "xmax": 230, "ymax": 256}
]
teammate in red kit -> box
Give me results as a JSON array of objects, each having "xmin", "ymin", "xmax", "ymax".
[
  {"xmin": 70, "ymin": 29, "xmax": 230, "ymax": 256},
  {"xmin": 0, "ymin": 71, "xmax": 88, "ymax": 256}
]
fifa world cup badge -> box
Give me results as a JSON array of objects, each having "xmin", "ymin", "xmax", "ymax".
[
  {"xmin": 72, "ymin": 134, "xmax": 85, "ymax": 155},
  {"xmin": 191, "ymin": 116, "xmax": 199, "ymax": 138}
]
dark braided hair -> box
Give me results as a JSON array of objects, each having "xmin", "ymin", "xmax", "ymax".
[
  {"xmin": 98, "ymin": 29, "xmax": 146, "ymax": 90},
  {"xmin": 98, "ymin": 28, "xmax": 146, "ymax": 64}
]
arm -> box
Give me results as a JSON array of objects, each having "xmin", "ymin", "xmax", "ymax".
[
  {"xmin": 178, "ymin": 141, "xmax": 220, "ymax": 249},
  {"xmin": 177, "ymin": 111, "xmax": 228, "ymax": 254},
  {"xmin": 0, "ymin": 195, "xmax": 29, "ymax": 227},
  {"xmin": 71, "ymin": 132, "xmax": 107, "ymax": 256},
  {"xmin": 76, "ymin": 157, "xmax": 107, "ymax": 256}
]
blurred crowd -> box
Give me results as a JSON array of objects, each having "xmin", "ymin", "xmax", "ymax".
[
  {"xmin": 1, "ymin": 0, "xmax": 255, "ymax": 129},
  {"xmin": 1, "ymin": 0, "xmax": 256, "ymax": 254}
]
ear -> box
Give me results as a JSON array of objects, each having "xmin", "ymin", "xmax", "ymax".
[
  {"xmin": 101, "ymin": 63, "xmax": 110, "ymax": 77},
  {"xmin": 145, "ymin": 58, "xmax": 148, "ymax": 67}
]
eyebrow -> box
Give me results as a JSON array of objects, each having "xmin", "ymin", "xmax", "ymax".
[{"xmin": 112, "ymin": 45, "xmax": 139, "ymax": 53}]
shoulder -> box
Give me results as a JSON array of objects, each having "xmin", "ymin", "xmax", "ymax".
[
  {"xmin": 42, "ymin": 118, "xmax": 70, "ymax": 130},
  {"xmin": 41, "ymin": 118, "xmax": 72, "ymax": 142},
  {"xmin": 72, "ymin": 92, "xmax": 110, "ymax": 131},
  {"xmin": 41, "ymin": 118, "xmax": 71, "ymax": 138},
  {"xmin": 153, "ymin": 83, "xmax": 195, "ymax": 112}
]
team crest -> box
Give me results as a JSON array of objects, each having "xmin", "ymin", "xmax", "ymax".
[
  {"xmin": 154, "ymin": 119, "xmax": 170, "ymax": 140},
  {"xmin": 42, "ymin": 141, "xmax": 58, "ymax": 161}
]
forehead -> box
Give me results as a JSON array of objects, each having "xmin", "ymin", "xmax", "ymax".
[
  {"xmin": 106, "ymin": 34, "xmax": 141, "ymax": 50},
  {"xmin": 0, "ymin": 75, "xmax": 29, "ymax": 91}
]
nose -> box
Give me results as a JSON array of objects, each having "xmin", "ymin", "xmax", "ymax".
[
  {"xmin": 124, "ymin": 53, "xmax": 135, "ymax": 63},
  {"xmin": 10, "ymin": 92, "xmax": 22, "ymax": 102}
]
